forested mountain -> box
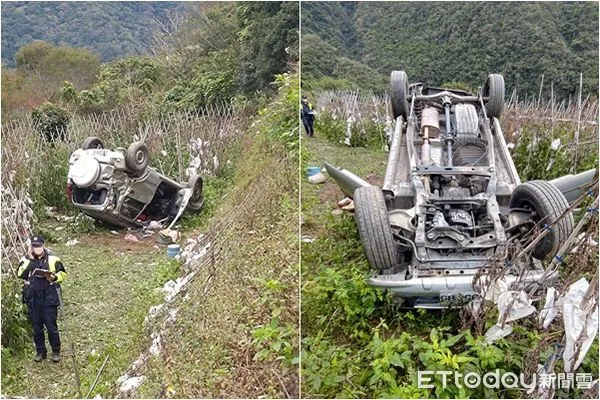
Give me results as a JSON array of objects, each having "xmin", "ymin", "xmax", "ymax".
[
  {"xmin": 1, "ymin": 1, "xmax": 182, "ymax": 66},
  {"xmin": 302, "ymin": 1, "xmax": 599, "ymax": 98},
  {"xmin": 1, "ymin": 2, "xmax": 299, "ymax": 120}
]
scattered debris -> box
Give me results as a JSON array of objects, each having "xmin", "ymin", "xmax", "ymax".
[
  {"xmin": 337, "ymin": 197, "xmax": 352, "ymax": 207},
  {"xmin": 484, "ymin": 323, "xmax": 514, "ymax": 344},
  {"xmin": 301, "ymin": 235, "xmax": 314, "ymax": 243},
  {"xmin": 157, "ymin": 228, "xmax": 180, "ymax": 244},
  {"xmin": 110, "ymin": 230, "xmax": 119, "ymax": 235},
  {"xmin": 308, "ymin": 172, "xmax": 327, "ymax": 184},
  {"xmin": 570, "ymin": 233, "xmax": 598, "ymax": 253},
  {"xmin": 550, "ymin": 138, "xmax": 561, "ymax": 150},
  {"xmin": 307, "ymin": 166, "xmax": 321, "ymax": 177},
  {"xmin": 65, "ymin": 239, "xmax": 79, "ymax": 246},
  {"xmin": 167, "ymin": 244, "xmax": 181, "ymax": 258},
  {"xmin": 118, "ymin": 376, "xmax": 145, "ymax": 393},
  {"xmin": 149, "ymin": 333, "xmax": 162, "ymax": 357},
  {"xmin": 340, "ymin": 200, "xmax": 355, "ymax": 212},
  {"xmin": 498, "ymin": 290, "xmax": 537, "ymax": 323},
  {"xmin": 538, "ymin": 287, "xmax": 560, "ymax": 330},
  {"xmin": 162, "ymin": 272, "xmax": 196, "ymax": 302},
  {"xmin": 124, "ymin": 233, "xmax": 140, "ymax": 243},
  {"xmin": 44, "ymin": 206, "xmax": 74, "ymax": 222},
  {"xmin": 148, "ymin": 220, "xmax": 163, "ymax": 230},
  {"xmin": 562, "ymin": 277, "xmax": 599, "ymax": 373}
]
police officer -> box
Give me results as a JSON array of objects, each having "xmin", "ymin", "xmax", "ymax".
[
  {"xmin": 301, "ymin": 95, "xmax": 316, "ymax": 137},
  {"xmin": 17, "ymin": 235, "xmax": 66, "ymax": 363}
]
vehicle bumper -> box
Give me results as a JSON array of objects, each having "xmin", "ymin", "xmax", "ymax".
[
  {"xmin": 368, "ymin": 269, "xmax": 556, "ymax": 297},
  {"xmin": 72, "ymin": 203, "xmax": 139, "ymax": 229}
]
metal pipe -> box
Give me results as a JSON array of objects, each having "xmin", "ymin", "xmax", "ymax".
[
  {"xmin": 443, "ymin": 97, "xmax": 453, "ymax": 167},
  {"xmin": 383, "ymin": 116, "xmax": 404, "ymax": 190},
  {"xmin": 415, "ymin": 92, "xmax": 481, "ymax": 102},
  {"xmin": 549, "ymin": 168, "xmax": 597, "ymax": 205},
  {"xmin": 323, "ymin": 162, "xmax": 371, "ymax": 198}
]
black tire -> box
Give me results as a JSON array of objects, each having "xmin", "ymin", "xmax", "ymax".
[
  {"xmin": 482, "ymin": 74, "xmax": 505, "ymax": 118},
  {"xmin": 354, "ymin": 186, "xmax": 398, "ymax": 272},
  {"xmin": 390, "ymin": 71, "xmax": 409, "ymax": 120},
  {"xmin": 186, "ymin": 174, "xmax": 204, "ymax": 211},
  {"xmin": 509, "ymin": 180, "xmax": 574, "ymax": 260},
  {"xmin": 125, "ymin": 142, "xmax": 149, "ymax": 176},
  {"xmin": 81, "ymin": 137, "xmax": 104, "ymax": 149}
]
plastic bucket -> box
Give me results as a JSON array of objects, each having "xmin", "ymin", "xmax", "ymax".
[
  {"xmin": 166, "ymin": 244, "xmax": 181, "ymax": 258},
  {"xmin": 307, "ymin": 166, "xmax": 321, "ymax": 177}
]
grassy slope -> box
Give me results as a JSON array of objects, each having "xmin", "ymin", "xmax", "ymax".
[
  {"xmin": 300, "ymin": 135, "xmax": 387, "ymax": 277},
  {"xmin": 1, "ymin": 89, "xmax": 299, "ymax": 398},
  {"xmin": 135, "ymin": 134, "xmax": 299, "ymax": 398},
  {"xmin": 1, "ymin": 227, "xmax": 168, "ymax": 398}
]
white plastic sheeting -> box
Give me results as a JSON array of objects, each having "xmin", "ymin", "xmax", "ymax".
[
  {"xmin": 562, "ymin": 278, "xmax": 599, "ymax": 373},
  {"xmin": 538, "ymin": 287, "xmax": 560, "ymax": 330},
  {"xmin": 484, "ymin": 290, "xmax": 536, "ymax": 343},
  {"xmin": 117, "ymin": 375, "xmax": 145, "ymax": 393},
  {"xmin": 484, "ymin": 323, "xmax": 514, "ymax": 344},
  {"xmin": 497, "ymin": 290, "xmax": 537, "ymax": 323}
]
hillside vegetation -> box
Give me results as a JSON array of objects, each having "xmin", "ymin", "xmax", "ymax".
[
  {"xmin": 301, "ymin": 1, "xmax": 598, "ymax": 98},
  {"xmin": 2, "ymin": 2, "xmax": 298, "ymax": 120},
  {"xmin": 1, "ymin": 1, "xmax": 182, "ymax": 66},
  {"xmin": 1, "ymin": 2, "xmax": 299, "ymax": 397}
]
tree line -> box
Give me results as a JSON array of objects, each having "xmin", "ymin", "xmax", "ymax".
[
  {"xmin": 302, "ymin": 1, "xmax": 598, "ymax": 98},
  {"xmin": 1, "ymin": 2, "xmax": 299, "ymax": 121}
]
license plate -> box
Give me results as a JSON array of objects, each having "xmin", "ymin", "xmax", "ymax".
[
  {"xmin": 440, "ymin": 293, "xmax": 480, "ymax": 303},
  {"xmin": 91, "ymin": 149, "xmax": 108, "ymax": 157}
]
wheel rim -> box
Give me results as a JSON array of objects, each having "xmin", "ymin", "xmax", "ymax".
[{"xmin": 135, "ymin": 150, "xmax": 146, "ymax": 164}]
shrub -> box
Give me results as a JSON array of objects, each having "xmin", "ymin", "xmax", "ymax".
[{"xmin": 30, "ymin": 102, "xmax": 70, "ymax": 142}]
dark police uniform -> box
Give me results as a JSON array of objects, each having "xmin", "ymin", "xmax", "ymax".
[
  {"xmin": 301, "ymin": 99, "xmax": 315, "ymax": 137},
  {"xmin": 17, "ymin": 237, "xmax": 66, "ymax": 361}
]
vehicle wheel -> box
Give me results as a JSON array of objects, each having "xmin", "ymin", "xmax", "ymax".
[
  {"xmin": 186, "ymin": 174, "xmax": 204, "ymax": 211},
  {"xmin": 354, "ymin": 185, "xmax": 398, "ymax": 272},
  {"xmin": 482, "ymin": 74, "xmax": 505, "ymax": 119},
  {"xmin": 81, "ymin": 137, "xmax": 104, "ymax": 150},
  {"xmin": 509, "ymin": 180, "xmax": 573, "ymax": 260},
  {"xmin": 125, "ymin": 142, "xmax": 149, "ymax": 176},
  {"xmin": 390, "ymin": 71, "xmax": 409, "ymax": 120}
]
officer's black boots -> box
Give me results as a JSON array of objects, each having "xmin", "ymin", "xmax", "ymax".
[
  {"xmin": 34, "ymin": 353, "xmax": 47, "ymax": 362},
  {"xmin": 51, "ymin": 351, "xmax": 60, "ymax": 363}
]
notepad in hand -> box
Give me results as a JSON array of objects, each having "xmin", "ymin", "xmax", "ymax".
[{"xmin": 32, "ymin": 268, "xmax": 53, "ymax": 278}]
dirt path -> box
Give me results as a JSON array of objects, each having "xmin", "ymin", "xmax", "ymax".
[{"xmin": 3, "ymin": 228, "xmax": 172, "ymax": 398}]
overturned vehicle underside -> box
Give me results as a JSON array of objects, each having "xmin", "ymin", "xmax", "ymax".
[
  {"xmin": 326, "ymin": 72, "xmax": 596, "ymax": 308},
  {"xmin": 67, "ymin": 137, "xmax": 204, "ymax": 229}
]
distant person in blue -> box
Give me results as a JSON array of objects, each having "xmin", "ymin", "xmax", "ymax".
[{"xmin": 301, "ymin": 95, "xmax": 315, "ymax": 137}]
